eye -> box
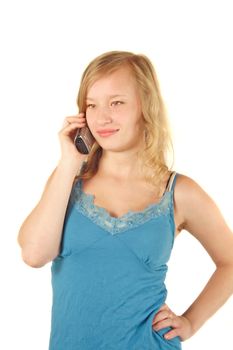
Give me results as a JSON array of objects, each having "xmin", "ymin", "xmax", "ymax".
[
  {"xmin": 111, "ymin": 101, "xmax": 124, "ymax": 106},
  {"xmin": 86, "ymin": 104, "xmax": 95, "ymax": 109}
]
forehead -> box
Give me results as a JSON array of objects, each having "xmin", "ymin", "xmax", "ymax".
[{"xmin": 87, "ymin": 67, "xmax": 137, "ymax": 99}]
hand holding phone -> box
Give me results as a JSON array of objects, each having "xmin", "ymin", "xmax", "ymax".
[
  {"xmin": 58, "ymin": 112, "xmax": 90, "ymax": 170},
  {"xmin": 74, "ymin": 114, "xmax": 95, "ymax": 154}
]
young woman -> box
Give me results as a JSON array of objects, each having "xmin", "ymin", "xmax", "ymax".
[{"xmin": 17, "ymin": 51, "xmax": 233, "ymax": 349}]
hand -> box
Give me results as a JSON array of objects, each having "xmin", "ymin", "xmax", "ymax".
[
  {"xmin": 152, "ymin": 303, "xmax": 193, "ymax": 341},
  {"xmin": 58, "ymin": 112, "xmax": 88, "ymax": 167}
]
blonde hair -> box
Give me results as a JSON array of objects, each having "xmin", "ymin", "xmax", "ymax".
[{"xmin": 74, "ymin": 50, "xmax": 174, "ymax": 192}]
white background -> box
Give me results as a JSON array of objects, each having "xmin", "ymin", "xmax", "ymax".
[{"xmin": 1, "ymin": 0, "xmax": 232, "ymax": 349}]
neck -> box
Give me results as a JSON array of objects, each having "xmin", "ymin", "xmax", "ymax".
[{"xmin": 97, "ymin": 149, "xmax": 144, "ymax": 181}]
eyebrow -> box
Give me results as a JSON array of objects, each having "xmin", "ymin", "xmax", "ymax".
[{"xmin": 85, "ymin": 94, "xmax": 127, "ymax": 101}]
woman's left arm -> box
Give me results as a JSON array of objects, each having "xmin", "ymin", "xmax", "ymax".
[{"xmin": 152, "ymin": 174, "xmax": 233, "ymax": 340}]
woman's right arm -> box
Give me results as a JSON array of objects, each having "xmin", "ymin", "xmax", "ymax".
[{"xmin": 17, "ymin": 113, "xmax": 88, "ymax": 268}]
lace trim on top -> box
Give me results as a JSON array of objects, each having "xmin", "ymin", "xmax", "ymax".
[{"xmin": 70, "ymin": 179, "xmax": 173, "ymax": 235}]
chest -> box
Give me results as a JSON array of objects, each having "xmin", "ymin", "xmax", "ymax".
[
  {"xmin": 61, "ymin": 177, "xmax": 176, "ymax": 263},
  {"xmin": 81, "ymin": 177, "xmax": 165, "ymax": 219}
]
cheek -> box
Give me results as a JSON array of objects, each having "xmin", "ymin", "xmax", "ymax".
[
  {"xmin": 85, "ymin": 113, "xmax": 93, "ymax": 126},
  {"xmin": 85, "ymin": 107, "xmax": 96, "ymax": 118}
]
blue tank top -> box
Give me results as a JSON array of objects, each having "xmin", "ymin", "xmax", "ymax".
[{"xmin": 49, "ymin": 171, "xmax": 182, "ymax": 349}]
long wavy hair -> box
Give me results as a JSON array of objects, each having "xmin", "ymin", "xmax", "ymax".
[{"xmin": 73, "ymin": 50, "xmax": 174, "ymax": 193}]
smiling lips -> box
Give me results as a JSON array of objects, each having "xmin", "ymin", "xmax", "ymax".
[{"xmin": 97, "ymin": 129, "xmax": 119, "ymax": 137}]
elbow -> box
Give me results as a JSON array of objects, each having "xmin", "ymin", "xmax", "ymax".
[
  {"xmin": 22, "ymin": 252, "xmax": 47, "ymax": 268},
  {"xmin": 17, "ymin": 233, "xmax": 58, "ymax": 268},
  {"xmin": 17, "ymin": 236, "xmax": 45, "ymax": 268},
  {"xmin": 17, "ymin": 232, "xmax": 58, "ymax": 268},
  {"xmin": 23, "ymin": 256, "xmax": 46, "ymax": 268},
  {"xmin": 20, "ymin": 248, "xmax": 52, "ymax": 268}
]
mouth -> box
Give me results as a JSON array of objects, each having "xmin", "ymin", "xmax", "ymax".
[{"xmin": 97, "ymin": 129, "xmax": 119, "ymax": 137}]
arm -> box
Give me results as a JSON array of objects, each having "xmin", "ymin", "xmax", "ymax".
[
  {"xmin": 17, "ymin": 112, "xmax": 88, "ymax": 268},
  {"xmin": 17, "ymin": 161, "xmax": 81, "ymax": 268},
  {"xmin": 152, "ymin": 174, "xmax": 233, "ymax": 340},
  {"xmin": 179, "ymin": 175, "xmax": 233, "ymax": 334}
]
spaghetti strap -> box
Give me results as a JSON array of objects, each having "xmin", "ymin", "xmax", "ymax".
[
  {"xmin": 164, "ymin": 171, "xmax": 178, "ymax": 193},
  {"xmin": 168, "ymin": 171, "xmax": 178, "ymax": 192}
]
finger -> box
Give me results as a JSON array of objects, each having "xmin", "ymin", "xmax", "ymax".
[
  {"xmin": 152, "ymin": 316, "xmax": 175, "ymax": 331},
  {"xmin": 154, "ymin": 304, "xmax": 170, "ymax": 316},
  {"xmin": 66, "ymin": 116, "xmax": 86, "ymax": 123},
  {"xmin": 66, "ymin": 113, "xmax": 85, "ymax": 121},
  {"xmin": 62, "ymin": 113, "xmax": 86, "ymax": 127},
  {"xmin": 163, "ymin": 329, "xmax": 179, "ymax": 340},
  {"xmin": 67, "ymin": 112, "xmax": 85, "ymax": 118},
  {"xmin": 152, "ymin": 310, "xmax": 174, "ymax": 325},
  {"xmin": 62, "ymin": 119, "xmax": 86, "ymax": 128},
  {"xmin": 158, "ymin": 303, "xmax": 170, "ymax": 311},
  {"xmin": 59, "ymin": 121, "xmax": 86, "ymax": 136}
]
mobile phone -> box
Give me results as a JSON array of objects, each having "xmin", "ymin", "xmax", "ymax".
[{"xmin": 74, "ymin": 124, "xmax": 95, "ymax": 154}]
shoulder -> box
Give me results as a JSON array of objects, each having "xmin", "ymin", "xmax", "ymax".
[
  {"xmin": 174, "ymin": 172, "xmax": 213, "ymax": 208},
  {"xmin": 175, "ymin": 172, "xmax": 202, "ymax": 194},
  {"xmin": 174, "ymin": 172, "xmax": 228, "ymax": 235},
  {"xmin": 173, "ymin": 172, "xmax": 214, "ymax": 232}
]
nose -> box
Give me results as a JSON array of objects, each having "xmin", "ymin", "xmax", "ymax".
[{"xmin": 96, "ymin": 106, "xmax": 113, "ymax": 125}]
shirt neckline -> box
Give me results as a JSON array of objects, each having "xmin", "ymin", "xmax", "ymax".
[{"xmin": 78, "ymin": 178, "xmax": 170, "ymax": 221}]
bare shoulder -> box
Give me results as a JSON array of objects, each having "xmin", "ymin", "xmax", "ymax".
[
  {"xmin": 174, "ymin": 172, "xmax": 218, "ymax": 230},
  {"xmin": 174, "ymin": 173, "xmax": 233, "ymax": 266},
  {"xmin": 175, "ymin": 173, "xmax": 204, "ymax": 203}
]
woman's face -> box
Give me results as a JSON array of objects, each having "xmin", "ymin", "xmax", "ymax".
[{"xmin": 85, "ymin": 66, "xmax": 145, "ymax": 153}]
